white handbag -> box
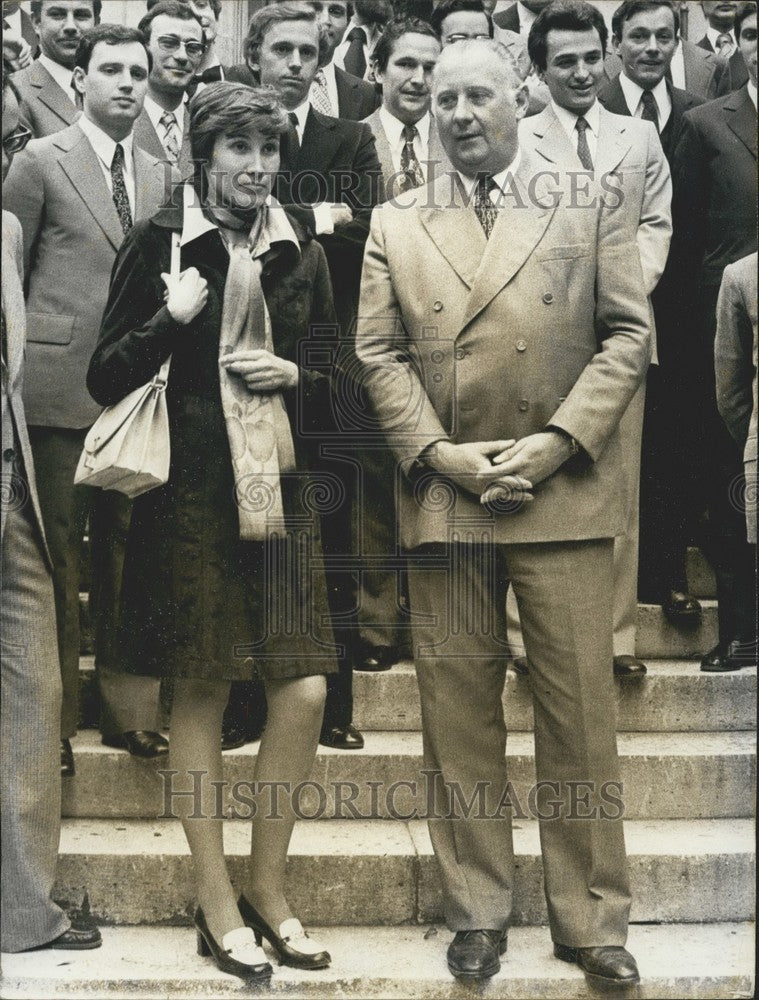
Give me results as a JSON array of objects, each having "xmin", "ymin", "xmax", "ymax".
[{"xmin": 74, "ymin": 234, "xmax": 180, "ymax": 498}]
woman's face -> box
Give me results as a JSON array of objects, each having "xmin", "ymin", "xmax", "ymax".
[{"xmin": 205, "ymin": 125, "xmax": 280, "ymax": 211}]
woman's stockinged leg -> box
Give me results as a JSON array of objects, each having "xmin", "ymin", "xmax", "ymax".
[
  {"xmin": 170, "ymin": 677, "xmax": 242, "ymax": 943},
  {"xmin": 244, "ymin": 674, "xmax": 326, "ymax": 926}
]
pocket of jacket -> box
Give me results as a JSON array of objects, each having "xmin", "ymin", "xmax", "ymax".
[
  {"xmin": 26, "ymin": 313, "xmax": 75, "ymax": 345},
  {"xmin": 537, "ymin": 243, "xmax": 591, "ymax": 261}
]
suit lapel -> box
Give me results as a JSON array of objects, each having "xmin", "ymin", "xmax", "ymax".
[
  {"xmin": 419, "ymin": 174, "xmax": 486, "ymax": 290},
  {"xmin": 724, "ymin": 87, "xmax": 757, "ymax": 159},
  {"xmin": 525, "ymin": 106, "xmax": 581, "ymax": 168},
  {"xmin": 56, "ymin": 126, "xmax": 124, "ymax": 251},
  {"xmin": 132, "ymin": 109, "xmax": 166, "ymax": 161},
  {"xmin": 134, "ymin": 148, "xmax": 166, "ymax": 222},
  {"xmin": 1, "ymin": 240, "xmax": 25, "ymax": 385},
  {"xmin": 31, "ymin": 61, "xmax": 78, "ymax": 126},
  {"xmin": 599, "ymin": 76, "xmax": 631, "ymax": 117},
  {"xmin": 335, "ymin": 66, "xmax": 358, "ymax": 119},
  {"xmin": 297, "ymin": 107, "xmax": 338, "ymax": 174},
  {"xmin": 596, "ymin": 106, "xmax": 634, "ymax": 175}
]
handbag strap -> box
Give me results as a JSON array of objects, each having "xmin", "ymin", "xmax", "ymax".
[{"xmin": 153, "ymin": 231, "xmax": 182, "ymax": 387}]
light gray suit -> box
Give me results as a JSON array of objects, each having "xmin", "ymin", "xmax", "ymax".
[
  {"xmin": 12, "ymin": 59, "xmax": 79, "ymax": 138},
  {"xmin": 1, "ymin": 211, "xmax": 69, "ymax": 952},
  {"xmin": 357, "ymin": 158, "xmax": 650, "ymax": 940},
  {"xmin": 3, "ymin": 123, "xmax": 172, "ymax": 740},
  {"xmin": 516, "ymin": 102, "xmax": 672, "ymax": 658}
]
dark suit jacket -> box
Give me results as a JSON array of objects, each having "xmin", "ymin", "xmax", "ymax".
[
  {"xmin": 132, "ymin": 105, "xmax": 193, "ymax": 180},
  {"xmin": 493, "ymin": 4, "xmax": 520, "ymax": 33},
  {"xmin": 603, "ymin": 39, "xmax": 725, "ymax": 101},
  {"xmin": 671, "ymin": 85, "xmax": 757, "ymax": 290},
  {"xmin": 13, "ymin": 59, "xmax": 78, "ymax": 138},
  {"xmin": 18, "ymin": 8, "xmax": 39, "ymax": 56},
  {"xmin": 275, "ymin": 106, "xmax": 382, "ymax": 333},
  {"xmin": 598, "ymin": 75, "xmax": 703, "ymax": 161},
  {"xmin": 717, "ymin": 48, "xmax": 749, "ymax": 95}
]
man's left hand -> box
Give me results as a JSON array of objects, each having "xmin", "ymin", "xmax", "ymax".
[{"xmin": 481, "ymin": 431, "xmax": 573, "ymax": 489}]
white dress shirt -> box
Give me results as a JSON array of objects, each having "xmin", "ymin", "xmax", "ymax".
[
  {"xmin": 77, "ymin": 114, "xmax": 136, "ymax": 215},
  {"xmin": 551, "ymin": 98, "xmax": 600, "ymax": 166},
  {"xmin": 287, "ymin": 100, "xmax": 334, "ymax": 235},
  {"xmin": 333, "ymin": 18, "xmax": 381, "ymax": 78},
  {"xmin": 618, "ymin": 73, "xmax": 672, "ymax": 131},
  {"xmin": 309, "ymin": 60, "xmax": 339, "ymax": 117},
  {"xmin": 748, "ymin": 81, "xmax": 757, "ymax": 111},
  {"xmin": 379, "ymin": 107, "xmax": 432, "ymax": 180},
  {"xmin": 38, "ymin": 53, "xmax": 76, "ymax": 102},
  {"xmin": 143, "ymin": 93, "xmax": 185, "ymax": 157},
  {"xmin": 669, "ymin": 41, "xmax": 686, "ymax": 91}
]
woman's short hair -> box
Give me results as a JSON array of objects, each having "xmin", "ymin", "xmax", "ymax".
[
  {"xmin": 188, "ymin": 81, "xmax": 289, "ymax": 167},
  {"xmin": 245, "ymin": 2, "xmax": 330, "ymax": 71}
]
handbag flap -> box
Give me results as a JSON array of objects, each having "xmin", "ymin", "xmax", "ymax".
[{"xmin": 83, "ymin": 382, "xmax": 155, "ymax": 456}]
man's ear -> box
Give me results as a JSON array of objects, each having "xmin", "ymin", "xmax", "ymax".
[
  {"xmin": 611, "ymin": 33, "xmax": 622, "ymax": 58},
  {"xmin": 514, "ymin": 82, "xmax": 529, "ymax": 120},
  {"xmin": 72, "ymin": 65, "xmax": 86, "ymax": 98}
]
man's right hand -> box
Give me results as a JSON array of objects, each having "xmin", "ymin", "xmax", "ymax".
[
  {"xmin": 2, "ymin": 30, "xmax": 32, "ymax": 71},
  {"xmin": 161, "ymin": 267, "xmax": 208, "ymax": 325},
  {"xmin": 425, "ymin": 440, "xmax": 533, "ymax": 499},
  {"xmin": 330, "ymin": 204, "xmax": 354, "ymax": 229}
]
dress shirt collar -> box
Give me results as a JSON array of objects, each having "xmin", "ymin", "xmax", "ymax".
[
  {"xmin": 179, "ymin": 182, "xmax": 300, "ymax": 257},
  {"xmin": 748, "ymin": 81, "xmax": 758, "ymax": 111},
  {"xmin": 669, "ymin": 40, "xmax": 685, "ymax": 90},
  {"xmin": 705, "ymin": 25, "xmax": 736, "ymax": 50},
  {"xmin": 618, "ymin": 71, "xmax": 671, "ymax": 126},
  {"xmin": 38, "ymin": 53, "xmax": 76, "ymax": 99},
  {"xmin": 77, "ymin": 113, "xmax": 134, "ymax": 171},
  {"xmin": 379, "ymin": 107, "xmax": 431, "ymax": 150},
  {"xmin": 551, "ymin": 97, "xmax": 600, "ymax": 141},
  {"xmin": 143, "ymin": 93, "xmax": 186, "ymax": 134},
  {"xmin": 457, "ymin": 147, "xmax": 523, "ymax": 199},
  {"xmin": 516, "ymin": 2, "xmax": 538, "ymax": 33}
]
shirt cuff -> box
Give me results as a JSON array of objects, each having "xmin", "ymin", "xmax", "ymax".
[{"xmin": 312, "ymin": 202, "xmax": 335, "ymax": 235}]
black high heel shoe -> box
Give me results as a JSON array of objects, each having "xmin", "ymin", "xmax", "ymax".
[
  {"xmin": 194, "ymin": 906, "xmax": 273, "ymax": 983},
  {"xmin": 237, "ymin": 895, "xmax": 331, "ymax": 969}
]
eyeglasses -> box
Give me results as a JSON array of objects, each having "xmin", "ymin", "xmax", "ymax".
[
  {"xmin": 3, "ymin": 123, "xmax": 32, "ymax": 155},
  {"xmin": 156, "ymin": 35, "xmax": 206, "ymax": 57}
]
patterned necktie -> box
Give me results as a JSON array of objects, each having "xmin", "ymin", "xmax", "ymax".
[
  {"xmin": 287, "ymin": 111, "xmax": 300, "ymax": 154},
  {"xmin": 159, "ymin": 110, "xmax": 181, "ymax": 164},
  {"xmin": 716, "ymin": 32, "xmax": 734, "ymax": 56},
  {"xmin": 640, "ymin": 89, "xmax": 659, "ymax": 133},
  {"xmin": 399, "ymin": 124, "xmax": 425, "ymax": 192},
  {"xmin": 110, "ymin": 143, "xmax": 132, "ymax": 234},
  {"xmin": 575, "ymin": 115, "xmax": 594, "ymax": 171},
  {"xmin": 474, "ymin": 174, "xmax": 498, "ymax": 239},
  {"xmin": 343, "ymin": 26, "xmax": 367, "ymax": 78},
  {"xmin": 311, "ymin": 68, "xmax": 334, "ymax": 116}
]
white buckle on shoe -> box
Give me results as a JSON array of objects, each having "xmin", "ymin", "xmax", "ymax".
[
  {"xmin": 278, "ymin": 918, "xmax": 326, "ymax": 956},
  {"xmin": 222, "ymin": 927, "xmax": 268, "ymax": 966}
]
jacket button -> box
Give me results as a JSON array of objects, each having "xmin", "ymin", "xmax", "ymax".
[
  {"xmin": 542, "ymin": 292, "xmax": 554, "ymax": 304},
  {"xmin": 433, "ymin": 300, "xmax": 444, "ymax": 312},
  {"xmin": 3, "ymin": 448, "xmax": 15, "ymax": 462},
  {"xmin": 516, "ymin": 340, "xmax": 527, "ymax": 352},
  {"xmin": 518, "ymin": 399, "xmax": 529, "ymax": 412},
  {"xmin": 455, "ymin": 348, "xmax": 466, "ymax": 360}
]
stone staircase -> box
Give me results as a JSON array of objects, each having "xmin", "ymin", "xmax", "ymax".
[{"xmin": 1, "ymin": 552, "xmax": 755, "ymax": 998}]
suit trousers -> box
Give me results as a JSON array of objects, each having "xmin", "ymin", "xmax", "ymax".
[
  {"xmin": 28, "ymin": 426, "xmax": 161, "ymax": 739},
  {"xmin": 1, "ymin": 466, "xmax": 70, "ymax": 952},
  {"xmin": 507, "ymin": 382, "xmax": 647, "ymax": 659},
  {"xmin": 407, "ymin": 538, "xmax": 631, "ymax": 944}
]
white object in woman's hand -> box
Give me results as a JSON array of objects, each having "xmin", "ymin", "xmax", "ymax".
[
  {"xmin": 220, "ymin": 350, "xmax": 298, "ymax": 392},
  {"xmin": 161, "ymin": 267, "xmax": 208, "ymax": 325}
]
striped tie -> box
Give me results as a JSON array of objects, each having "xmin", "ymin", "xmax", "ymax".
[{"xmin": 159, "ymin": 110, "xmax": 181, "ymax": 163}]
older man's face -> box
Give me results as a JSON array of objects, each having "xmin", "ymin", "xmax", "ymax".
[{"xmin": 434, "ymin": 49, "xmax": 526, "ymax": 177}]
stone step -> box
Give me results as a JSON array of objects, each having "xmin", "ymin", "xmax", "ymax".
[
  {"xmin": 1, "ymin": 923, "xmax": 754, "ymax": 999},
  {"xmin": 50, "ymin": 818, "xmax": 755, "ymax": 927},
  {"xmin": 62, "ymin": 730, "xmax": 755, "ymax": 820},
  {"xmin": 77, "ymin": 658, "xmax": 757, "ymax": 734}
]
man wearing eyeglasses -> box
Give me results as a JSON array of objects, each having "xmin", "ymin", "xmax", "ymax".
[
  {"xmin": 133, "ymin": 0, "xmax": 204, "ymax": 175},
  {"xmin": 11, "ymin": 1, "xmax": 100, "ymax": 138}
]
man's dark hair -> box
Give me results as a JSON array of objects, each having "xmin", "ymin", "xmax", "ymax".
[
  {"xmin": 74, "ymin": 22, "xmax": 151, "ymax": 73},
  {"xmin": 146, "ymin": 0, "xmax": 222, "ymax": 15},
  {"xmin": 430, "ymin": 0, "xmax": 494, "ymax": 40},
  {"xmin": 393, "ymin": 0, "xmax": 433, "ymax": 20},
  {"xmin": 734, "ymin": 1, "xmax": 756, "ymax": 39},
  {"xmin": 528, "ymin": 0, "xmax": 608, "ymax": 70},
  {"xmin": 30, "ymin": 0, "xmax": 102, "ymax": 19},
  {"xmin": 372, "ymin": 15, "xmax": 439, "ymax": 71},
  {"xmin": 611, "ymin": 0, "xmax": 680, "ymax": 42},
  {"xmin": 138, "ymin": 0, "xmax": 204, "ymax": 42}
]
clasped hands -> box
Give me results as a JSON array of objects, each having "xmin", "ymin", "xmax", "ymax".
[
  {"xmin": 161, "ymin": 269, "xmax": 297, "ymax": 391},
  {"xmin": 427, "ymin": 433, "xmax": 574, "ymax": 508}
]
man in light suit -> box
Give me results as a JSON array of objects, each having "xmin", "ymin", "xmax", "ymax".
[
  {"xmin": 12, "ymin": 0, "xmax": 100, "ymax": 137},
  {"xmin": 4, "ymin": 23, "xmax": 172, "ymax": 774},
  {"xmin": 356, "ymin": 37, "xmax": 650, "ymax": 986},
  {"xmin": 516, "ymin": 0, "xmax": 671, "ymax": 677},
  {"xmin": 670, "ymin": 2, "xmax": 757, "ymax": 672},
  {"xmin": 1, "ymin": 67, "xmax": 99, "ymax": 953},
  {"xmin": 132, "ymin": 1, "xmax": 203, "ymax": 177}
]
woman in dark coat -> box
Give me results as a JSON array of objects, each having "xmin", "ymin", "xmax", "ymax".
[{"xmin": 88, "ymin": 83, "xmax": 339, "ymax": 982}]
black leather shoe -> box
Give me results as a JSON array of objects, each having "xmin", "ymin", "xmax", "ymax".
[
  {"xmin": 662, "ymin": 590, "xmax": 702, "ymax": 625},
  {"xmin": 447, "ymin": 929, "xmax": 508, "ymax": 980},
  {"xmin": 61, "ymin": 738, "xmax": 75, "ymax": 777},
  {"xmin": 195, "ymin": 906, "xmax": 272, "ymax": 983},
  {"xmin": 354, "ymin": 645, "xmax": 398, "ymax": 671},
  {"xmin": 221, "ymin": 719, "xmax": 247, "ymax": 751},
  {"xmin": 29, "ymin": 919, "xmax": 102, "ymax": 951},
  {"xmin": 102, "ymin": 731, "xmax": 169, "ymax": 758},
  {"xmin": 238, "ymin": 894, "xmax": 331, "ymax": 969},
  {"xmin": 701, "ymin": 639, "xmax": 757, "ymax": 672},
  {"xmin": 319, "ymin": 724, "xmax": 364, "ymax": 749},
  {"xmin": 512, "ymin": 656, "xmax": 529, "ymax": 676},
  {"xmin": 554, "ymin": 943, "xmax": 640, "ymax": 987},
  {"xmin": 613, "ymin": 654, "xmax": 647, "ymax": 677}
]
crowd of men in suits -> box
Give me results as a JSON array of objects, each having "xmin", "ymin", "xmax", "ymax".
[{"xmin": 1, "ymin": 0, "xmax": 757, "ymax": 974}]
